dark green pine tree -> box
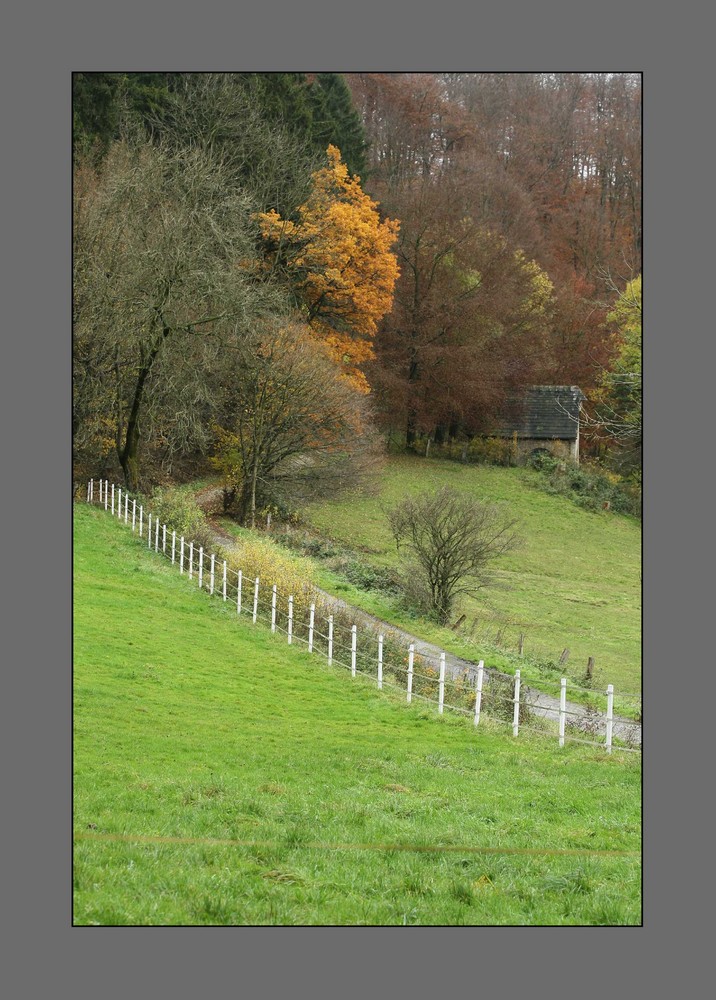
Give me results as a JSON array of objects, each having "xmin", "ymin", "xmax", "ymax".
[
  {"xmin": 307, "ymin": 73, "xmax": 367, "ymax": 178},
  {"xmin": 73, "ymin": 72, "xmax": 180, "ymax": 159}
]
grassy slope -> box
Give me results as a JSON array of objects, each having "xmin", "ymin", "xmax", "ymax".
[
  {"xmin": 302, "ymin": 455, "xmax": 641, "ymax": 695},
  {"xmin": 73, "ymin": 503, "xmax": 641, "ymax": 925}
]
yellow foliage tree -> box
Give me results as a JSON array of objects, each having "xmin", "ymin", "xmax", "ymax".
[{"xmin": 257, "ymin": 145, "xmax": 400, "ymax": 392}]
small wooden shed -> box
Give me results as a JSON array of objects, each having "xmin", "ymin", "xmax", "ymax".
[{"xmin": 493, "ymin": 385, "xmax": 585, "ymax": 464}]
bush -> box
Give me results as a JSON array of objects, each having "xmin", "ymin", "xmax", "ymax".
[
  {"xmin": 226, "ymin": 536, "xmax": 317, "ymax": 621},
  {"xmin": 531, "ymin": 456, "xmax": 641, "ymax": 518},
  {"xmin": 147, "ymin": 486, "xmax": 224, "ymax": 559}
]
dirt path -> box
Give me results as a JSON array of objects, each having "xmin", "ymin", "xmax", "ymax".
[{"xmin": 204, "ymin": 505, "xmax": 641, "ymax": 749}]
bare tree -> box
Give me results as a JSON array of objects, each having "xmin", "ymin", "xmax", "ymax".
[
  {"xmin": 387, "ymin": 486, "xmax": 522, "ymax": 624},
  {"xmin": 73, "ymin": 138, "xmax": 283, "ymax": 491},
  {"xmin": 212, "ymin": 320, "xmax": 383, "ymax": 527}
]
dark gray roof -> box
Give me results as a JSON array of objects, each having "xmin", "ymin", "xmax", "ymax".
[{"xmin": 492, "ymin": 386, "xmax": 585, "ymax": 440}]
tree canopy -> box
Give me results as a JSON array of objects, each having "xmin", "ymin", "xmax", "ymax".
[{"xmin": 257, "ymin": 145, "xmax": 400, "ymax": 393}]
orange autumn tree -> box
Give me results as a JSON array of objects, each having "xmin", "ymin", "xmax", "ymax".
[{"xmin": 257, "ymin": 145, "xmax": 399, "ymax": 392}]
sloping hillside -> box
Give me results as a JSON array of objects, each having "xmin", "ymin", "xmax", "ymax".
[{"xmin": 73, "ymin": 503, "xmax": 641, "ymax": 925}]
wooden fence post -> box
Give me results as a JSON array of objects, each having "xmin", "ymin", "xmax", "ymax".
[
  {"xmin": 124, "ymin": 493, "xmax": 129, "ymax": 524},
  {"xmin": 222, "ymin": 561, "xmax": 227, "ymax": 601},
  {"xmin": 237, "ymin": 570, "xmax": 242, "ymax": 614},
  {"xmin": 407, "ymin": 644, "xmax": 414, "ymax": 703},
  {"xmin": 105, "ymin": 481, "xmax": 109, "ymax": 511},
  {"xmin": 139, "ymin": 506, "xmax": 143, "ymax": 537},
  {"xmin": 378, "ymin": 635, "xmax": 383, "ymax": 689},
  {"xmin": 308, "ymin": 604, "xmax": 315, "ymax": 652},
  {"xmin": 586, "ymin": 656, "xmax": 595, "ymax": 681},
  {"xmin": 252, "ymin": 577, "xmax": 259, "ymax": 623},
  {"xmin": 147, "ymin": 513, "xmax": 152, "ymax": 548},
  {"xmin": 438, "ymin": 652, "xmax": 446, "ymax": 713},
  {"xmin": 328, "ymin": 615, "xmax": 334, "ymax": 665},
  {"xmin": 198, "ymin": 546, "xmax": 204, "ymax": 587},
  {"xmin": 512, "ymin": 670, "xmax": 521, "ymax": 736},
  {"xmin": 351, "ymin": 625, "xmax": 357, "ymax": 677},
  {"xmin": 559, "ymin": 677, "xmax": 567, "ymax": 747},
  {"xmin": 288, "ymin": 596, "xmax": 293, "ymax": 644},
  {"xmin": 189, "ymin": 541, "xmax": 194, "ymax": 579},
  {"xmin": 155, "ymin": 516, "xmax": 159, "ymax": 552},
  {"xmin": 98, "ymin": 479, "xmax": 102, "ymax": 504},
  {"xmin": 117, "ymin": 488, "xmax": 122, "ymax": 519},
  {"xmin": 132, "ymin": 499, "xmax": 136, "ymax": 532},
  {"xmin": 162, "ymin": 524, "xmax": 167, "ymax": 554},
  {"xmin": 271, "ymin": 585, "xmax": 277, "ymax": 632},
  {"xmin": 111, "ymin": 483, "xmax": 115, "ymax": 515},
  {"xmin": 180, "ymin": 536, "xmax": 185, "ymax": 573},
  {"xmin": 172, "ymin": 530, "xmax": 176, "ymax": 564},
  {"xmin": 209, "ymin": 554, "xmax": 215, "ymax": 595},
  {"xmin": 606, "ymin": 684, "xmax": 614, "ymax": 753},
  {"xmin": 518, "ymin": 633, "xmax": 524, "ymax": 656},
  {"xmin": 474, "ymin": 661, "xmax": 484, "ymax": 726}
]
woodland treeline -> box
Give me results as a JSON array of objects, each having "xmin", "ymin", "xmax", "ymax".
[{"xmin": 73, "ymin": 72, "xmax": 641, "ymax": 520}]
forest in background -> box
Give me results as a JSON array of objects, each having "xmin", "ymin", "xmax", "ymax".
[{"xmin": 73, "ymin": 72, "xmax": 642, "ymax": 516}]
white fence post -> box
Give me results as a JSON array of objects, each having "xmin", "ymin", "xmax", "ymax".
[
  {"xmin": 198, "ymin": 547, "xmax": 203, "ymax": 587},
  {"xmin": 271, "ymin": 585, "xmax": 277, "ymax": 632},
  {"xmin": 117, "ymin": 488, "xmax": 122, "ymax": 518},
  {"xmin": 124, "ymin": 493, "xmax": 129, "ymax": 524},
  {"xmin": 88, "ymin": 479, "xmax": 93, "ymax": 503},
  {"xmin": 147, "ymin": 513, "xmax": 152, "ymax": 548},
  {"xmin": 308, "ymin": 603, "xmax": 315, "ymax": 652},
  {"xmin": 105, "ymin": 481, "xmax": 109, "ymax": 510},
  {"xmin": 407, "ymin": 644, "xmax": 414, "ymax": 703},
  {"xmin": 328, "ymin": 615, "xmax": 334, "ymax": 665},
  {"xmin": 351, "ymin": 625, "xmax": 357, "ymax": 677},
  {"xmin": 209, "ymin": 554, "xmax": 215, "ymax": 595},
  {"xmin": 222, "ymin": 561, "xmax": 227, "ymax": 601},
  {"xmin": 474, "ymin": 661, "xmax": 484, "ymax": 726},
  {"xmin": 162, "ymin": 524, "xmax": 167, "ymax": 554},
  {"xmin": 378, "ymin": 635, "xmax": 383, "ymax": 689},
  {"xmin": 189, "ymin": 541, "xmax": 194, "ymax": 579},
  {"xmin": 111, "ymin": 483, "xmax": 115, "ymax": 515},
  {"xmin": 288, "ymin": 596, "xmax": 293, "ymax": 644},
  {"xmin": 155, "ymin": 516, "xmax": 159, "ymax": 552},
  {"xmin": 98, "ymin": 479, "xmax": 103, "ymax": 504},
  {"xmin": 180, "ymin": 536, "xmax": 185, "ymax": 573},
  {"xmin": 512, "ymin": 670, "xmax": 521, "ymax": 737},
  {"xmin": 139, "ymin": 506, "xmax": 143, "ymax": 537},
  {"xmin": 438, "ymin": 652, "xmax": 446, "ymax": 713},
  {"xmin": 606, "ymin": 684, "xmax": 614, "ymax": 753},
  {"xmin": 252, "ymin": 577, "xmax": 259, "ymax": 623},
  {"xmin": 171, "ymin": 530, "xmax": 176, "ymax": 564},
  {"xmin": 132, "ymin": 499, "xmax": 136, "ymax": 532},
  {"xmin": 237, "ymin": 570, "xmax": 242, "ymax": 614},
  {"xmin": 559, "ymin": 678, "xmax": 567, "ymax": 747}
]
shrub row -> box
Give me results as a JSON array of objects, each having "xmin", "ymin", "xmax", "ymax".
[{"xmin": 529, "ymin": 454, "xmax": 641, "ymax": 517}]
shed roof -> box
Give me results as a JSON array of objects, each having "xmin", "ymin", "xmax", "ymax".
[{"xmin": 493, "ymin": 386, "xmax": 584, "ymax": 440}]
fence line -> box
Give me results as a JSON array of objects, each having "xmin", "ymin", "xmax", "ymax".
[{"xmin": 83, "ymin": 482, "xmax": 641, "ymax": 755}]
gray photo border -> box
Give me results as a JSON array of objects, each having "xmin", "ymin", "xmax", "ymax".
[{"xmin": 5, "ymin": 0, "xmax": 708, "ymax": 994}]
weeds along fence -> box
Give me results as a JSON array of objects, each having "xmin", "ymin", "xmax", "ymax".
[{"xmin": 83, "ymin": 479, "xmax": 641, "ymax": 756}]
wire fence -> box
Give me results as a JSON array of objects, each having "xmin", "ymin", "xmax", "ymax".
[{"xmin": 82, "ymin": 479, "xmax": 642, "ymax": 755}]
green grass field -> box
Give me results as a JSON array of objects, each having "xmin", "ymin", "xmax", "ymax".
[
  {"xmin": 300, "ymin": 455, "xmax": 641, "ymax": 697},
  {"xmin": 73, "ymin": 503, "xmax": 641, "ymax": 925}
]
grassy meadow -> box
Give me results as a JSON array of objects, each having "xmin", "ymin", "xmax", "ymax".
[
  {"xmin": 298, "ymin": 455, "xmax": 641, "ymax": 697},
  {"xmin": 73, "ymin": 502, "xmax": 641, "ymax": 925}
]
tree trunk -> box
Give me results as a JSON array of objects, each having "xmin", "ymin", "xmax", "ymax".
[{"xmin": 118, "ymin": 324, "xmax": 170, "ymax": 492}]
